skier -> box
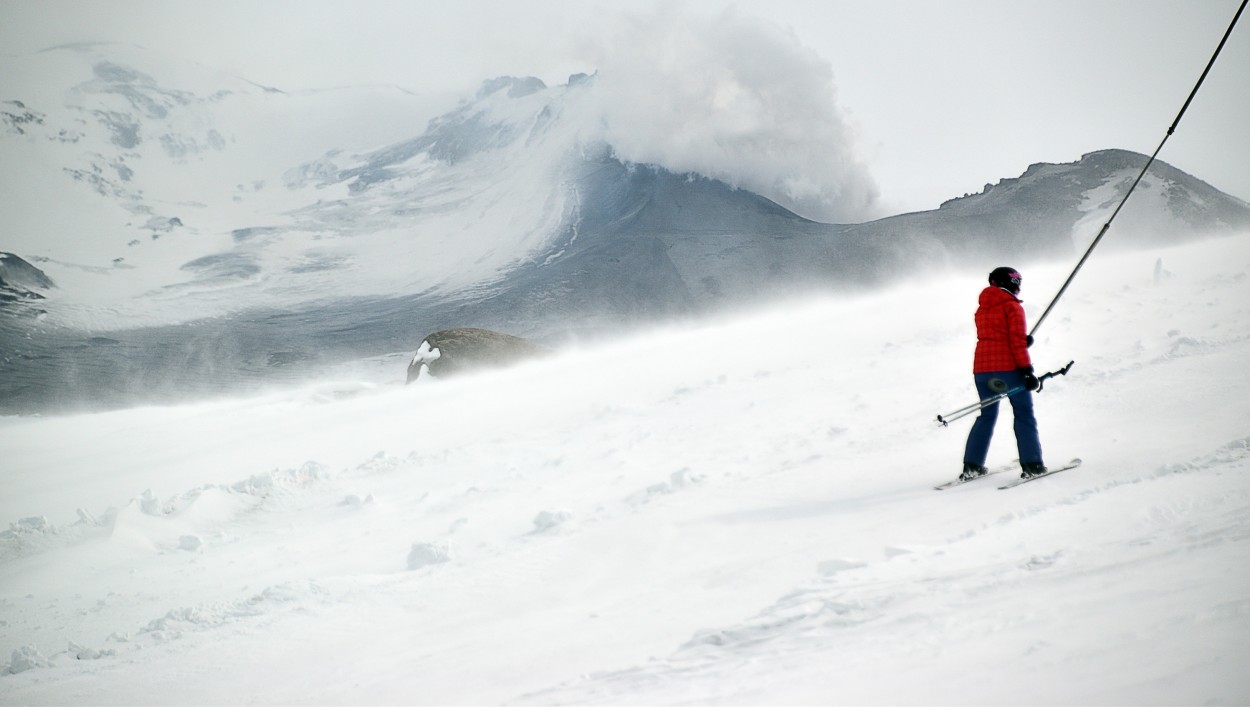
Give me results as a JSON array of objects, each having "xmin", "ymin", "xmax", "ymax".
[{"xmin": 958, "ymin": 267, "xmax": 1047, "ymax": 481}]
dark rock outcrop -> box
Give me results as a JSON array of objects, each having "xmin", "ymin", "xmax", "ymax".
[
  {"xmin": 406, "ymin": 327, "xmax": 549, "ymax": 383},
  {"xmin": 0, "ymin": 252, "xmax": 55, "ymax": 305}
]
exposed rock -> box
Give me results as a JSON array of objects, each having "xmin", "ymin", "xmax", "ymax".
[
  {"xmin": 0, "ymin": 252, "xmax": 55, "ymax": 290},
  {"xmin": 0, "ymin": 253, "xmax": 55, "ymax": 306},
  {"xmin": 179, "ymin": 252, "xmax": 260, "ymax": 280},
  {"xmin": 406, "ymin": 327, "xmax": 548, "ymax": 383},
  {"xmin": 475, "ymin": 76, "xmax": 547, "ymax": 100},
  {"xmin": 1, "ymin": 100, "xmax": 46, "ymax": 135}
]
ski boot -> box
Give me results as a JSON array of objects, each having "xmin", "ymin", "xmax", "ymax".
[
  {"xmin": 959, "ymin": 463, "xmax": 988, "ymax": 482},
  {"xmin": 1020, "ymin": 461, "xmax": 1048, "ymax": 479}
]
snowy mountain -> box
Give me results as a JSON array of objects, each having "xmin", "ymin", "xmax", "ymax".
[
  {"xmin": 2, "ymin": 230, "xmax": 1248, "ymax": 703},
  {"xmin": 2, "ymin": 44, "xmax": 1249, "ymax": 414},
  {"xmin": 0, "ymin": 42, "xmax": 451, "ymax": 320}
]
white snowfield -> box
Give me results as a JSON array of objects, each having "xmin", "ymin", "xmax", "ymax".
[{"xmin": 1, "ymin": 232, "xmax": 1248, "ymax": 705}]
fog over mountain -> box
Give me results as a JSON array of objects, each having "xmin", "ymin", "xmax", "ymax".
[
  {"xmin": 3, "ymin": 7, "xmax": 1249, "ymax": 703},
  {"xmin": 2, "ymin": 42, "xmax": 1248, "ymax": 414}
]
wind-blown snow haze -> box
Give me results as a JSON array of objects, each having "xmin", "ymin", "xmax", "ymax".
[
  {"xmin": 588, "ymin": 6, "xmax": 880, "ymax": 223},
  {"xmin": 2, "ymin": 231, "xmax": 1249, "ymax": 703},
  {"xmin": 1, "ymin": 32, "xmax": 1248, "ymax": 413},
  {"xmin": 2, "ymin": 2, "xmax": 1250, "ymax": 702}
]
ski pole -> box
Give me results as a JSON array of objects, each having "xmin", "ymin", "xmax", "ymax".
[
  {"xmin": 1029, "ymin": 0, "xmax": 1246, "ymax": 338},
  {"xmin": 937, "ymin": 361, "xmax": 1074, "ymax": 427}
]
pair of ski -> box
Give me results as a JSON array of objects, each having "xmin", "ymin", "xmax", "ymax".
[{"xmin": 934, "ymin": 458, "xmax": 1082, "ymax": 490}]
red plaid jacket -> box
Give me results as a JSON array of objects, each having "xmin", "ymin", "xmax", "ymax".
[{"xmin": 973, "ymin": 286, "xmax": 1033, "ymax": 373}]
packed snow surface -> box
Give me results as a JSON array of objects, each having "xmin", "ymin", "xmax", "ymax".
[{"xmin": 2, "ymin": 232, "xmax": 1249, "ymax": 704}]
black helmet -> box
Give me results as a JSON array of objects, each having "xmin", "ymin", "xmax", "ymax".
[{"xmin": 989, "ymin": 266, "xmax": 1022, "ymax": 294}]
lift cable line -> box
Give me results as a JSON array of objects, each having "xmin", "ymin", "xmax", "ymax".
[
  {"xmin": 1029, "ymin": 0, "xmax": 1247, "ymax": 338},
  {"xmin": 936, "ymin": 0, "xmax": 1246, "ymax": 429}
]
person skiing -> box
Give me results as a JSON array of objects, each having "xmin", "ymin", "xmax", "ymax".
[{"xmin": 959, "ymin": 267, "xmax": 1047, "ymax": 481}]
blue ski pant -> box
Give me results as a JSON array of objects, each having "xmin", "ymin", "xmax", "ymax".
[{"xmin": 963, "ymin": 370, "xmax": 1044, "ymax": 466}]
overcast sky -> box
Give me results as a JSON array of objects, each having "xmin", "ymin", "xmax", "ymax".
[{"xmin": 2, "ymin": 0, "xmax": 1247, "ymax": 216}]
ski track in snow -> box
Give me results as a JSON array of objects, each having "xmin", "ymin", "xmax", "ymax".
[
  {"xmin": 1, "ymin": 233, "xmax": 1249, "ymax": 704},
  {"xmin": 523, "ymin": 438, "xmax": 1250, "ymax": 705}
]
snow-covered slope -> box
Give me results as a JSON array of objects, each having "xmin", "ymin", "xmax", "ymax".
[
  {"xmin": 0, "ymin": 42, "xmax": 452, "ymax": 325},
  {"xmin": 4, "ymin": 44, "xmax": 1249, "ymax": 416},
  {"xmin": 1, "ymin": 229, "xmax": 1248, "ymax": 704}
]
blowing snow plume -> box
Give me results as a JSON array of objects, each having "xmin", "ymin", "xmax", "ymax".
[
  {"xmin": 584, "ymin": 7, "xmax": 881, "ymax": 224},
  {"xmin": 5, "ymin": 31, "xmax": 1249, "ymax": 416}
]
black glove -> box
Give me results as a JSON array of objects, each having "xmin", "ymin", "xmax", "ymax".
[
  {"xmin": 1026, "ymin": 335, "xmax": 1035, "ymax": 348},
  {"xmin": 1018, "ymin": 366, "xmax": 1039, "ymax": 391}
]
